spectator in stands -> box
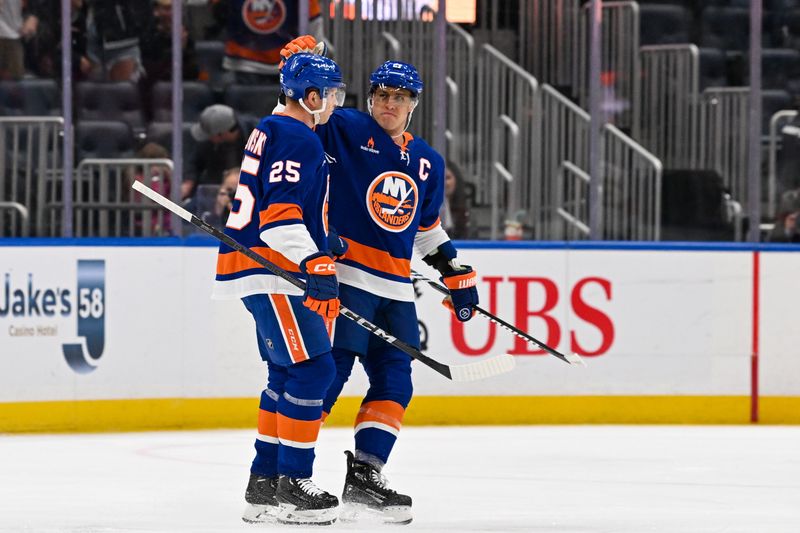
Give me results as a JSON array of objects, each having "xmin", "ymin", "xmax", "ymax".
[
  {"xmin": 0, "ymin": 0, "xmax": 42, "ymax": 79},
  {"xmin": 211, "ymin": 0, "xmax": 324, "ymax": 84},
  {"xmin": 768, "ymin": 189, "xmax": 800, "ymax": 243},
  {"xmin": 22, "ymin": 0, "xmax": 93, "ymax": 80},
  {"xmin": 183, "ymin": 104, "xmax": 250, "ymax": 199},
  {"xmin": 130, "ymin": 142, "xmax": 174, "ymax": 235},
  {"xmin": 140, "ymin": 0, "xmax": 200, "ymax": 119},
  {"xmin": 83, "ymin": 1, "xmax": 153, "ymax": 82},
  {"xmin": 440, "ymin": 161, "xmax": 470, "ymax": 239}
]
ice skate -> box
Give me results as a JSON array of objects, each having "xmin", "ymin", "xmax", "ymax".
[
  {"xmin": 340, "ymin": 450, "xmax": 412, "ymax": 525},
  {"xmin": 241, "ymin": 474, "xmax": 279, "ymax": 523},
  {"xmin": 275, "ymin": 475, "xmax": 339, "ymax": 525}
]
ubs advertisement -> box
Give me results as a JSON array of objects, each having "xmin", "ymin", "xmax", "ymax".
[{"xmin": 1, "ymin": 244, "xmax": 798, "ymax": 403}]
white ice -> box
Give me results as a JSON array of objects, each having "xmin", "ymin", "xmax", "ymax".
[{"xmin": 1, "ymin": 426, "xmax": 799, "ymax": 533}]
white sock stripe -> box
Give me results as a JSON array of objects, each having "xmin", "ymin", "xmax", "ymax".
[
  {"xmin": 354, "ymin": 421, "xmax": 400, "ymax": 437},
  {"xmin": 263, "ymin": 388, "xmax": 279, "ymax": 402},
  {"xmin": 283, "ymin": 392, "xmax": 323, "ymax": 407},
  {"xmin": 256, "ymin": 434, "xmax": 279, "ymax": 444},
  {"xmin": 278, "ymin": 437, "xmax": 317, "ymax": 449}
]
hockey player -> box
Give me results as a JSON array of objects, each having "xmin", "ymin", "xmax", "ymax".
[
  {"xmin": 211, "ymin": 52, "xmax": 346, "ymax": 526},
  {"xmin": 280, "ymin": 39, "xmax": 480, "ymax": 525}
]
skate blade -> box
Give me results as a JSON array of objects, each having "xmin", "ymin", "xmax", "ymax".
[
  {"xmin": 340, "ymin": 502, "xmax": 413, "ymax": 525},
  {"xmin": 277, "ymin": 503, "xmax": 338, "ymax": 525},
  {"xmin": 242, "ymin": 503, "xmax": 279, "ymax": 524}
]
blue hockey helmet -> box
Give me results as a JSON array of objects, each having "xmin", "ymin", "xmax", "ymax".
[
  {"xmin": 369, "ymin": 61, "xmax": 424, "ymax": 97},
  {"xmin": 280, "ymin": 53, "xmax": 345, "ymax": 105}
]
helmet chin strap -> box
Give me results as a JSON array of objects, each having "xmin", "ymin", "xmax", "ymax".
[{"xmin": 300, "ymin": 96, "xmax": 328, "ymax": 126}]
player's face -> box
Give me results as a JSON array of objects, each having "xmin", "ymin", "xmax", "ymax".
[{"xmin": 371, "ymin": 88, "xmax": 415, "ymax": 136}]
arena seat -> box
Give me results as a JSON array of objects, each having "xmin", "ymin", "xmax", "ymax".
[
  {"xmin": 75, "ymin": 120, "xmax": 136, "ymax": 161},
  {"xmin": 698, "ymin": 48, "xmax": 728, "ymax": 89},
  {"xmin": 145, "ymin": 121, "xmax": 198, "ymax": 159},
  {"xmin": 223, "ymin": 84, "xmax": 282, "ymax": 123},
  {"xmin": 151, "ymin": 81, "xmax": 215, "ymax": 122},
  {"xmin": 76, "ymin": 82, "xmax": 144, "ymax": 131},
  {"xmin": 195, "ymin": 40, "xmax": 228, "ymax": 90},
  {"xmin": 699, "ymin": 7, "xmax": 750, "ymax": 51},
  {"xmin": 639, "ymin": 4, "xmax": 693, "ymax": 46},
  {"xmin": 0, "ymin": 79, "xmax": 60, "ymax": 116}
]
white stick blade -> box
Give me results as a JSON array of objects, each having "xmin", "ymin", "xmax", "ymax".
[
  {"xmin": 565, "ymin": 352, "xmax": 587, "ymax": 366},
  {"xmin": 449, "ymin": 354, "xmax": 516, "ymax": 382},
  {"xmin": 132, "ymin": 180, "xmax": 193, "ymax": 222}
]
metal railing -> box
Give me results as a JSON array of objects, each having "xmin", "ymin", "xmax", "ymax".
[
  {"xmin": 603, "ymin": 123, "xmax": 663, "ymax": 241},
  {"xmin": 42, "ymin": 158, "xmax": 174, "ymax": 237},
  {"xmin": 520, "ymin": 0, "xmax": 580, "ymax": 89},
  {"xmin": 556, "ymin": 161, "xmax": 591, "ymax": 240},
  {"xmin": 577, "ymin": 1, "xmax": 639, "ymax": 129},
  {"xmin": 0, "ymin": 117, "xmax": 63, "ymax": 237},
  {"xmin": 697, "ymin": 88, "xmax": 751, "ymax": 210},
  {"xmin": 0, "ymin": 202, "xmax": 30, "ymax": 237},
  {"xmin": 767, "ymin": 110, "xmax": 799, "ymax": 218},
  {"xmin": 539, "ymin": 84, "xmax": 590, "ymax": 239},
  {"xmin": 475, "ymin": 44, "xmax": 540, "ymax": 232},
  {"xmin": 636, "ymin": 45, "xmax": 700, "ymax": 169}
]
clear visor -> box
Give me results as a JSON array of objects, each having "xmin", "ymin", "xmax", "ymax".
[{"xmin": 323, "ymin": 85, "xmax": 346, "ymax": 108}]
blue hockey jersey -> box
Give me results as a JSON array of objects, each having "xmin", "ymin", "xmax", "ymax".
[
  {"xmin": 316, "ymin": 108, "xmax": 450, "ymax": 302},
  {"xmin": 213, "ymin": 114, "xmax": 330, "ymax": 299}
]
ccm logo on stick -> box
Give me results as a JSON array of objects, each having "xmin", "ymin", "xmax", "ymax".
[{"xmin": 451, "ymin": 276, "xmax": 615, "ymax": 357}]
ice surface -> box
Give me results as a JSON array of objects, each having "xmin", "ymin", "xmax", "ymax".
[{"xmin": 0, "ymin": 426, "xmax": 798, "ymax": 532}]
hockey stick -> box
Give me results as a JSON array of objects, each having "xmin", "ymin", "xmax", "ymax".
[
  {"xmin": 132, "ymin": 181, "xmax": 515, "ymax": 382},
  {"xmin": 410, "ymin": 270, "xmax": 586, "ymax": 366}
]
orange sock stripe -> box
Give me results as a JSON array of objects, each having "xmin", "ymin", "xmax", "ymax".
[
  {"xmin": 276, "ymin": 413, "xmax": 322, "ymax": 443},
  {"xmin": 321, "ymin": 411, "xmax": 329, "ymax": 423},
  {"xmin": 257, "ymin": 409, "xmax": 278, "ymax": 438},
  {"xmin": 354, "ymin": 400, "xmax": 405, "ymax": 430},
  {"xmin": 270, "ymin": 294, "xmax": 309, "ymax": 363}
]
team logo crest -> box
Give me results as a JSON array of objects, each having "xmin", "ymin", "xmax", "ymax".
[
  {"xmin": 366, "ymin": 172, "xmax": 418, "ymax": 233},
  {"xmin": 242, "ymin": 0, "xmax": 286, "ymax": 35}
]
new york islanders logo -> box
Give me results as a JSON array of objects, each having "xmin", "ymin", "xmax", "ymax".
[
  {"xmin": 366, "ymin": 172, "xmax": 418, "ymax": 233},
  {"xmin": 242, "ymin": 0, "xmax": 286, "ymax": 35}
]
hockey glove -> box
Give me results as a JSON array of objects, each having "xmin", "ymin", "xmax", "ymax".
[
  {"xmin": 327, "ymin": 226, "xmax": 348, "ymax": 260},
  {"xmin": 441, "ymin": 266, "xmax": 479, "ymax": 322},
  {"xmin": 279, "ymin": 35, "xmax": 328, "ymax": 68},
  {"xmin": 299, "ymin": 251, "xmax": 340, "ymax": 319}
]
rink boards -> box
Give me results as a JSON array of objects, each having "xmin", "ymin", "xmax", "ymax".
[{"xmin": 1, "ymin": 239, "xmax": 798, "ymax": 431}]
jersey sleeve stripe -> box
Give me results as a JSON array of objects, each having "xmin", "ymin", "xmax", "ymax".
[
  {"xmin": 216, "ymin": 246, "xmax": 299, "ymax": 276},
  {"xmin": 241, "ymin": 154, "xmax": 261, "ymax": 176},
  {"xmin": 341, "ymin": 237, "xmax": 411, "ymax": 278},
  {"xmin": 418, "ymin": 217, "xmax": 441, "ymax": 232},
  {"xmin": 259, "ymin": 203, "xmax": 304, "ymax": 227}
]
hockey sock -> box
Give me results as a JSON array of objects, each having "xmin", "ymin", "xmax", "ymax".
[
  {"xmin": 321, "ymin": 348, "xmax": 358, "ymax": 419},
  {"xmin": 251, "ymin": 360, "xmax": 288, "ymax": 477},
  {"xmin": 353, "ymin": 399, "xmax": 406, "ymax": 466},
  {"xmin": 277, "ymin": 353, "xmax": 336, "ymax": 478}
]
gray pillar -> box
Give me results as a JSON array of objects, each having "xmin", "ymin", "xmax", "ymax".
[
  {"xmin": 61, "ymin": 0, "xmax": 73, "ymax": 237},
  {"xmin": 588, "ymin": 0, "xmax": 603, "ymax": 239},
  {"xmin": 747, "ymin": 0, "xmax": 763, "ymax": 242},
  {"xmin": 172, "ymin": 0, "xmax": 184, "ymax": 235},
  {"xmin": 432, "ymin": 0, "xmax": 447, "ymax": 156}
]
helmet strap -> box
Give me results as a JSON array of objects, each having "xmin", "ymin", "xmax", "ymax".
[{"xmin": 299, "ymin": 92, "xmax": 328, "ymax": 126}]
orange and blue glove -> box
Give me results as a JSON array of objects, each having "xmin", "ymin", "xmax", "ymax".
[
  {"xmin": 441, "ymin": 266, "xmax": 479, "ymax": 322},
  {"xmin": 299, "ymin": 251, "xmax": 339, "ymax": 319},
  {"xmin": 279, "ymin": 35, "xmax": 328, "ymax": 68}
]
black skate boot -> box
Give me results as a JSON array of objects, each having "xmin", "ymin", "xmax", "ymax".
[
  {"xmin": 340, "ymin": 450, "xmax": 412, "ymax": 525},
  {"xmin": 241, "ymin": 474, "xmax": 279, "ymax": 523},
  {"xmin": 275, "ymin": 475, "xmax": 339, "ymax": 525}
]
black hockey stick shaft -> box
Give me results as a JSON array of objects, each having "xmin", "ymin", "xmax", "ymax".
[
  {"xmin": 411, "ymin": 269, "xmax": 580, "ymax": 365},
  {"xmin": 132, "ymin": 181, "xmax": 459, "ymax": 379}
]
